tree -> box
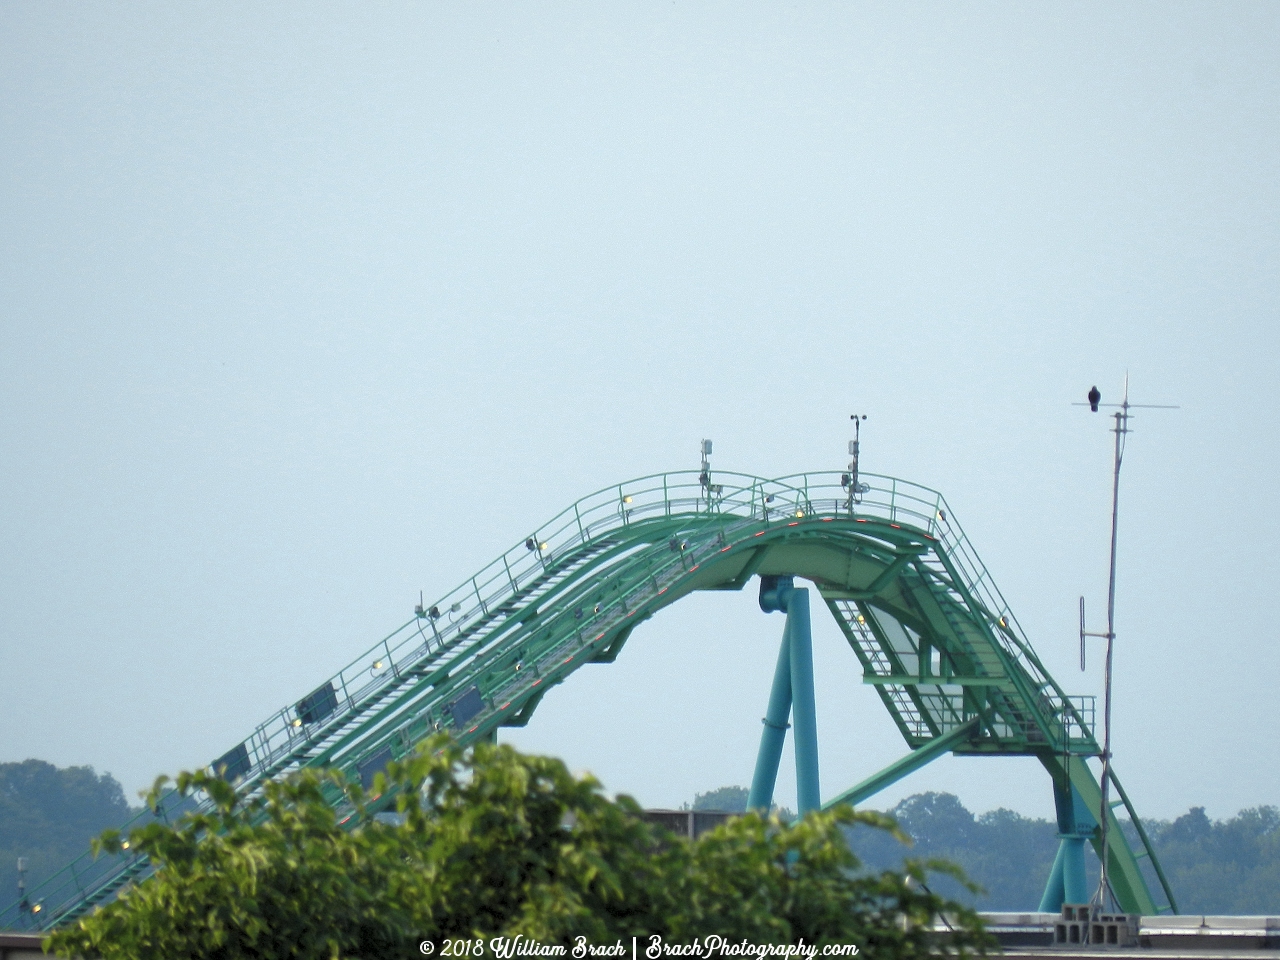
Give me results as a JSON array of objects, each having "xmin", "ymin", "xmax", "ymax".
[
  {"xmin": 0, "ymin": 761, "xmax": 139, "ymax": 898},
  {"xmin": 691, "ymin": 786, "xmax": 749, "ymax": 812},
  {"xmin": 49, "ymin": 740, "xmax": 990, "ymax": 960},
  {"xmin": 1143, "ymin": 804, "xmax": 1280, "ymax": 914}
]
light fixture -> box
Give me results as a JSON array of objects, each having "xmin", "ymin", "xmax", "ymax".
[
  {"xmin": 998, "ymin": 616, "xmax": 1007, "ymax": 629},
  {"xmin": 795, "ymin": 510, "xmax": 805, "ymax": 519},
  {"xmin": 32, "ymin": 903, "xmax": 41, "ymax": 914},
  {"xmin": 857, "ymin": 614, "xmax": 866, "ymax": 624},
  {"xmin": 623, "ymin": 495, "xmax": 633, "ymax": 504},
  {"xmin": 539, "ymin": 542, "xmax": 548, "ymax": 552},
  {"xmin": 292, "ymin": 717, "xmax": 302, "ymax": 728},
  {"xmin": 121, "ymin": 841, "xmax": 130, "ymax": 850},
  {"xmin": 373, "ymin": 660, "xmax": 385, "ymax": 671}
]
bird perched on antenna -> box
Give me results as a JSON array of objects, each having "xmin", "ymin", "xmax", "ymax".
[{"xmin": 1088, "ymin": 386, "xmax": 1101, "ymax": 413}]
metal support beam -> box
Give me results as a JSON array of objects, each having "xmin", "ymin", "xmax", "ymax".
[
  {"xmin": 1037, "ymin": 752, "xmax": 1159, "ymax": 915},
  {"xmin": 822, "ymin": 718, "xmax": 979, "ymax": 810},
  {"xmin": 747, "ymin": 615, "xmax": 792, "ymax": 812},
  {"xmin": 787, "ymin": 587, "xmax": 820, "ymax": 816},
  {"xmin": 1040, "ymin": 843, "xmax": 1068, "ymax": 913},
  {"xmin": 749, "ymin": 575, "xmax": 821, "ymax": 815},
  {"xmin": 1039, "ymin": 768, "xmax": 1094, "ymax": 910}
]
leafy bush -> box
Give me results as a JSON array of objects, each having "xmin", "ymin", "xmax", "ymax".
[{"xmin": 49, "ymin": 741, "xmax": 989, "ymax": 960}]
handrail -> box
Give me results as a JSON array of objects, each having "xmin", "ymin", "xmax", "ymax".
[{"xmin": 3, "ymin": 467, "xmax": 1090, "ymax": 930}]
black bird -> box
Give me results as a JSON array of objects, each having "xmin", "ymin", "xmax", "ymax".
[{"xmin": 1088, "ymin": 385, "xmax": 1101, "ymax": 412}]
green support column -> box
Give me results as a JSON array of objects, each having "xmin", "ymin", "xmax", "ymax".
[
  {"xmin": 1040, "ymin": 842, "xmax": 1068, "ymax": 913},
  {"xmin": 747, "ymin": 619, "xmax": 792, "ymax": 812},
  {"xmin": 749, "ymin": 576, "xmax": 821, "ymax": 816},
  {"xmin": 787, "ymin": 587, "xmax": 820, "ymax": 816},
  {"xmin": 1039, "ymin": 767, "xmax": 1094, "ymax": 911}
]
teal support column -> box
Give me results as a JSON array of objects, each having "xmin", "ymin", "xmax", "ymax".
[
  {"xmin": 1061, "ymin": 836, "xmax": 1089, "ymax": 904},
  {"xmin": 1039, "ymin": 768, "xmax": 1094, "ymax": 911},
  {"xmin": 749, "ymin": 576, "xmax": 822, "ymax": 816},
  {"xmin": 748, "ymin": 613, "xmax": 792, "ymax": 812},
  {"xmin": 1040, "ymin": 843, "xmax": 1068, "ymax": 913},
  {"xmin": 786, "ymin": 587, "xmax": 820, "ymax": 816}
]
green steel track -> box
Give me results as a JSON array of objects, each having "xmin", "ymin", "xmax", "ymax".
[{"xmin": 2, "ymin": 470, "xmax": 1178, "ymax": 930}]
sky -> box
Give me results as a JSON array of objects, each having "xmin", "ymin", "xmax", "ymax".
[{"xmin": 2, "ymin": 3, "xmax": 1277, "ymax": 825}]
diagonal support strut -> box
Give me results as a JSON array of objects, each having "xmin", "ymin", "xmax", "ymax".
[{"xmin": 822, "ymin": 718, "xmax": 980, "ymax": 810}]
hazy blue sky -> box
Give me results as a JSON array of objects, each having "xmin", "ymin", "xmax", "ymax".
[{"xmin": 2, "ymin": 3, "xmax": 1277, "ymax": 823}]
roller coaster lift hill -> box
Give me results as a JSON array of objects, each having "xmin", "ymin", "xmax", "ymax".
[{"xmin": 5, "ymin": 398, "xmax": 1179, "ymax": 930}]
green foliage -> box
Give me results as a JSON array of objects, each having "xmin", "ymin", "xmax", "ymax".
[
  {"xmin": 49, "ymin": 742, "xmax": 990, "ymax": 960},
  {"xmin": 0, "ymin": 760, "xmax": 140, "ymax": 898},
  {"xmin": 1140, "ymin": 805, "xmax": 1280, "ymax": 914},
  {"xmin": 845, "ymin": 792, "xmax": 1068, "ymax": 911},
  {"xmin": 843, "ymin": 792, "xmax": 1280, "ymax": 914},
  {"xmin": 689, "ymin": 785, "xmax": 792, "ymax": 821},
  {"xmin": 690, "ymin": 786, "xmax": 749, "ymax": 813}
]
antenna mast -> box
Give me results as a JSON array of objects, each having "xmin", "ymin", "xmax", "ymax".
[
  {"xmin": 842, "ymin": 415, "xmax": 869, "ymax": 511},
  {"xmin": 1076, "ymin": 378, "xmax": 1177, "ymax": 912}
]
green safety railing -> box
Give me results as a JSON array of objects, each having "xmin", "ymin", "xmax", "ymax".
[{"xmin": 2, "ymin": 469, "xmax": 1101, "ymax": 930}]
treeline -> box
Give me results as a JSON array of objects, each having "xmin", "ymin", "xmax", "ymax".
[
  {"xmin": 0, "ymin": 760, "xmax": 141, "ymax": 903},
  {"xmin": 2, "ymin": 762, "xmax": 1276, "ymax": 918},
  {"xmin": 693, "ymin": 787, "xmax": 1280, "ymax": 914}
]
